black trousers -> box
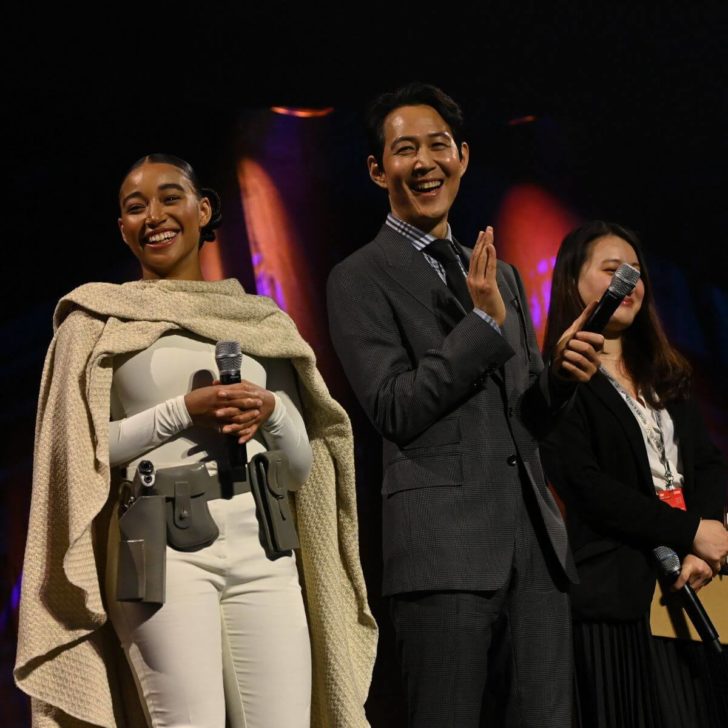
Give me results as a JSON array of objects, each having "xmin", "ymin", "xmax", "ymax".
[{"xmin": 390, "ymin": 490, "xmax": 571, "ymax": 728}]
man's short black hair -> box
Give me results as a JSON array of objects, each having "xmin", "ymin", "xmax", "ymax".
[{"xmin": 366, "ymin": 82, "xmax": 465, "ymax": 165}]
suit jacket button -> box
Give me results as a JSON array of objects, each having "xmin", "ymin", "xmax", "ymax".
[{"xmin": 507, "ymin": 455, "xmax": 518, "ymax": 466}]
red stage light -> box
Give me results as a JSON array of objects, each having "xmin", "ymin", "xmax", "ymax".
[{"xmin": 496, "ymin": 183, "xmax": 581, "ymax": 347}]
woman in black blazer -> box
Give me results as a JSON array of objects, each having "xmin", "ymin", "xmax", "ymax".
[{"xmin": 540, "ymin": 220, "xmax": 728, "ymax": 727}]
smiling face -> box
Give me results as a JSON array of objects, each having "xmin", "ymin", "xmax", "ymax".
[
  {"xmin": 368, "ymin": 104, "xmax": 469, "ymax": 238},
  {"xmin": 578, "ymin": 234, "xmax": 645, "ymax": 336},
  {"xmin": 118, "ymin": 162, "xmax": 211, "ymax": 280}
]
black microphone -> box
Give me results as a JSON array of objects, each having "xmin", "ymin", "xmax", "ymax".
[
  {"xmin": 215, "ymin": 341, "xmax": 248, "ymax": 474},
  {"xmin": 653, "ymin": 545, "xmax": 723, "ymax": 654},
  {"xmin": 582, "ymin": 262, "xmax": 641, "ymax": 333}
]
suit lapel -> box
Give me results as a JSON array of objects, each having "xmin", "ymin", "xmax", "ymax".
[
  {"xmin": 377, "ymin": 226, "xmax": 467, "ymax": 330},
  {"xmin": 589, "ymin": 373, "xmax": 654, "ymax": 494},
  {"xmin": 496, "ymin": 266, "xmax": 525, "ymax": 391},
  {"xmin": 375, "ymin": 226, "xmax": 517, "ymax": 391}
]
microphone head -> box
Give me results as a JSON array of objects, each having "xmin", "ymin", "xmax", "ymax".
[
  {"xmin": 215, "ymin": 340, "xmax": 242, "ymax": 376},
  {"xmin": 653, "ymin": 545, "xmax": 681, "ymax": 577},
  {"xmin": 608, "ymin": 263, "xmax": 641, "ymax": 298}
]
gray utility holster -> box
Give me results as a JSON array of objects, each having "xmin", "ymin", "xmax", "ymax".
[
  {"xmin": 116, "ymin": 461, "xmax": 249, "ymax": 604},
  {"xmin": 115, "ymin": 453, "xmax": 298, "ymax": 605}
]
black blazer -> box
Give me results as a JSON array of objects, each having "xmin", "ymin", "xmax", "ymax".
[
  {"xmin": 540, "ymin": 372, "xmax": 727, "ymax": 621},
  {"xmin": 327, "ymin": 224, "xmax": 577, "ymax": 596}
]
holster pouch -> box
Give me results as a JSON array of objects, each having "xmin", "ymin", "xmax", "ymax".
[
  {"xmin": 154, "ymin": 463, "xmax": 220, "ymax": 552},
  {"xmin": 115, "ymin": 453, "xmax": 297, "ymax": 602},
  {"xmin": 117, "ymin": 493, "xmax": 167, "ymax": 604},
  {"xmin": 248, "ymin": 450, "xmax": 299, "ymax": 559}
]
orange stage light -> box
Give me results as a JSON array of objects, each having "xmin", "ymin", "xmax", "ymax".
[
  {"xmin": 507, "ymin": 115, "xmax": 538, "ymax": 126},
  {"xmin": 270, "ymin": 106, "xmax": 334, "ymax": 118}
]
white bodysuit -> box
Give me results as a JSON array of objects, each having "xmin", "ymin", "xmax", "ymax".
[{"xmin": 106, "ymin": 331, "xmax": 313, "ymax": 728}]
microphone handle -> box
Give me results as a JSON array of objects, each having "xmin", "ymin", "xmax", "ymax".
[
  {"xmin": 680, "ymin": 583, "xmax": 723, "ymax": 655},
  {"xmin": 219, "ymin": 370, "xmax": 248, "ymax": 469},
  {"xmin": 581, "ymin": 289, "xmax": 625, "ymax": 334},
  {"xmin": 220, "ymin": 371, "xmax": 241, "ymax": 385}
]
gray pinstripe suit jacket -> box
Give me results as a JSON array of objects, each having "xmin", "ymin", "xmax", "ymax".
[{"xmin": 327, "ymin": 224, "xmax": 577, "ymax": 595}]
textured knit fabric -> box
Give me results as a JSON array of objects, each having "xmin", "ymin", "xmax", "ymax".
[{"xmin": 14, "ymin": 277, "xmax": 377, "ymax": 728}]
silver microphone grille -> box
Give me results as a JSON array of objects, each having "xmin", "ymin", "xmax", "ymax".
[
  {"xmin": 609, "ymin": 263, "xmax": 641, "ymax": 298},
  {"xmin": 653, "ymin": 545, "xmax": 681, "ymax": 576},
  {"xmin": 215, "ymin": 341, "xmax": 242, "ymax": 375}
]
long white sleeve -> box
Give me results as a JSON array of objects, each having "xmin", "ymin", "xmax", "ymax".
[
  {"xmin": 260, "ymin": 360, "xmax": 313, "ymax": 488},
  {"xmin": 108, "ymin": 395, "xmax": 193, "ymax": 467}
]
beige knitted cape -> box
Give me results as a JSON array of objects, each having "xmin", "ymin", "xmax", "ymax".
[{"xmin": 14, "ymin": 278, "xmax": 377, "ymax": 727}]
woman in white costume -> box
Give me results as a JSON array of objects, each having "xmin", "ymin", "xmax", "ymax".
[{"xmin": 14, "ymin": 154, "xmax": 376, "ymax": 728}]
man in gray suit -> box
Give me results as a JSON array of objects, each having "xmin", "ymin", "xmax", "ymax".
[{"xmin": 327, "ymin": 83, "xmax": 603, "ymax": 727}]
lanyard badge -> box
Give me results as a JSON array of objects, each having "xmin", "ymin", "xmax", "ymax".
[{"xmin": 658, "ymin": 486, "xmax": 687, "ymax": 511}]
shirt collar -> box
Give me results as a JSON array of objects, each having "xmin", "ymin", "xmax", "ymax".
[{"xmin": 385, "ymin": 212, "xmax": 453, "ymax": 252}]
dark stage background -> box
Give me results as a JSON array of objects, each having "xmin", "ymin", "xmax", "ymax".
[{"xmin": 3, "ymin": 4, "xmax": 727, "ymax": 725}]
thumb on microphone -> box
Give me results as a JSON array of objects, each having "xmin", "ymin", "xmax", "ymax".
[
  {"xmin": 558, "ymin": 300, "xmax": 605, "ymax": 348},
  {"xmin": 572, "ymin": 299, "xmax": 600, "ymax": 335},
  {"xmin": 550, "ymin": 300, "xmax": 604, "ymax": 382},
  {"xmin": 672, "ymin": 554, "xmax": 714, "ymax": 592}
]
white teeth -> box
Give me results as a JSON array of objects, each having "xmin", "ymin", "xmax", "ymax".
[
  {"xmin": 412, "ymin": 180, "xmax": 443, "ymax": 191},
  {"xmin": 147, "ymin": 231, "xmax": 177, "ymax": 243}
]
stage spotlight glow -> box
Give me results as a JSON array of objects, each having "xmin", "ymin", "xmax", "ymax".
[
  {"xmin": 270, "ymin": 106, "xmax": 334, "ymax": 118},
  {"xmin": 507, "ymin": 114, "xmax": 537, "ymax": 126},
  {"xmin": 496, "ymin": 183, "xmax": 580, "ymax": 346}
]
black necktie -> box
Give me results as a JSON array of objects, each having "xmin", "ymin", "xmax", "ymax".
[{"xmin": 424, "ymin": 238, "xmax": 472, "ymax": 311}]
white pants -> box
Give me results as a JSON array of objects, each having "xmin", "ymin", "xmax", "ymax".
[{"xmin": 106, "ymin": 492, "xmax": 312, "ymax": 728}]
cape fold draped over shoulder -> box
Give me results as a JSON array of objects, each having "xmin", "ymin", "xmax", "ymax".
[{"xmin": 15, "ymin": 278, "xmax": 377, "ymax": 727}]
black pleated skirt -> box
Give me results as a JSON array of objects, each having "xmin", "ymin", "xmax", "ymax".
[{"xmin": 573, "ymin": 617, "xmax": 728, "ymax": 728}]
